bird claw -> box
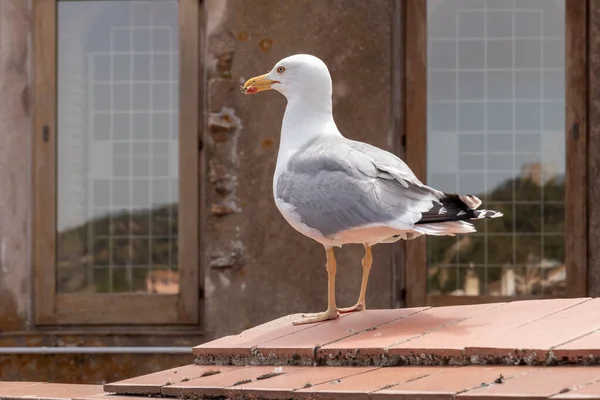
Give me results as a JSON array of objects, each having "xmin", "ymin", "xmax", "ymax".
[
  {"xmin": 300, "ymin": 312, "xmax": 322, "ymax": 318},
  {"xmin": 338, "ymin": 303, "xmax": 366, "ymax": 314},
  {"xmin": 292, "ymin": 309, "xmax": 339, "ymax": 325}
]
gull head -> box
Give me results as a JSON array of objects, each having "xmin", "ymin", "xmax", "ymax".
[{"xmin": 241, "ymin": 54, "xmax": 332, "ymax": 101}]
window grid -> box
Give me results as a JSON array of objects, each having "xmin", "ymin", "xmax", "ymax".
[
  {"xmin": 426, "ymin": 0, "xmax": 565, "ymax": 297},
  {"xmin": 430, "ymin": 67, "xmax": 563, "ymax": 72},
  {"xmin": 86, "ymin": 1, "xmax": 179, "ymax": 293}
]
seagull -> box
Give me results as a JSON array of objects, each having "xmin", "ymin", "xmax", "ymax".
[{"xmin": 241, "ymin": 54, "xmax": 502, "ymax": 325}]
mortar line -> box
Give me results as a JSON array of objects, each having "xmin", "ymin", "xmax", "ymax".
[{"xmin": 549, "ymin": 327, "xmax": 600, "ymax": 350}]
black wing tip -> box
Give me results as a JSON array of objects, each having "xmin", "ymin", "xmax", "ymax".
[
  {"xmin": 439, "ymin": 193, "xmax": 482, "ymax": 211},
  {"xmin": 473, "ymin": 209, "xmax": 504, "ymax": 219}
]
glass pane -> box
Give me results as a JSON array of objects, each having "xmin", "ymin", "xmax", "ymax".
[
  {"xmin": 426, "ymin": 0, "xmax": 565, "ymax": 298},
  {"xmin": 56, "ymin": 0, "xmax": 179, "ymax": 294}
]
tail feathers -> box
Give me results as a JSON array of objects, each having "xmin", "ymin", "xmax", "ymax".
[
  {"xmin": 415, "ymin": 193, "xmax": 504, "ymax": 226},
  {"xmin": 412, "ymin": 220, "xmax": 476, "ymax": 236},
  {"xmin": 458, "ymin": 195, "xmax": 504, "ymax": 219},
  {"xmin": 459, "ymin": 194, "xmax": 482, "ymax": 210},
  {"xmin": 396, "ymin": 196, "xmax": 504, "ymax": 239},
  {"xmin": 471, "ymin": 209, "xmax": 504, "ymax": 219},
  {"xmin": 411, "ymin": 209, "xmax": 502, "ymax": 236}
]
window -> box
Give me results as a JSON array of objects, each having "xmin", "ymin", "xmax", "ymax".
[
  {"xmin": 32, "ymin": 0, "xmax": 201, "ymax": 325},
  {"xmin": 404, "ymin": 0, "xmax": 587, "ymax": 306}
]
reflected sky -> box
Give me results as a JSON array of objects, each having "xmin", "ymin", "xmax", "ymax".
[
  {"xmin": 425, "ymin": 0, "xmax": 566, "ymax": 297},
  {"xmin": 57, "ymin": 1, "xmax": 179, "ymax": 232},
  {"xmin": 426, "ymin": 0, "xmax": 565, "ymax": 196}
]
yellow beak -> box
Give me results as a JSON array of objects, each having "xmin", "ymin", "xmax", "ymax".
[{"xmin": 241, "ymin": 73, "xmax": 278, "ymax": 95}]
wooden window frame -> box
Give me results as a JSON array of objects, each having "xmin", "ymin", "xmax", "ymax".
[
  {"xmin": 32, "ymin": 0, "xmax": 201, "ymax": 325},
  {"xmin": 403, "ymin": 0, "xmax": 588, "ymax": 307}
]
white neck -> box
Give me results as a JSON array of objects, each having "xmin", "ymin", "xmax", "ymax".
[{"xmin": 275, "ymin": 96, "xmax": 341, "ymax": 172}]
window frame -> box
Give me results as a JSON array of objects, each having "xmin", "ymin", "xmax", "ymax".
[
  {"xmin": 402, "ymin": 0, "xmax": 588, "ymax": 307},
  {"xmin": 32, "ymin": 0, "xmax": 202, "ymax": 325}
]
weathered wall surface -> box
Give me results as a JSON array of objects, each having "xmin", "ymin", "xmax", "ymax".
[
  {"xmin": 0, "ymin": 353, "xmax": 189, "ymax": 384},
  {"xmin": 0, "ymin": 0, "xmax": 31, "ymax": 331},
  {"xmin": 203, "ymin": 0, "xmax": 397, "ymax": 339},
  {"xmin": 0, "ymin": 333, "xmax": 201, "ymax": 382}
]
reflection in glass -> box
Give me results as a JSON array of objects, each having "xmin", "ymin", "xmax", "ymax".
[
  {"xmin": 56, "ymin": 1, "xmax": 179, "ymax": 294},
  {"xmin": 426, "ymin": 0, "xmax": 565, "ymax": 297}
]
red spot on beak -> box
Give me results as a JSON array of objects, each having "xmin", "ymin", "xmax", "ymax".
[{"xmin": 245, "ymin": 86, "xmax": 258, "ymax": 94}]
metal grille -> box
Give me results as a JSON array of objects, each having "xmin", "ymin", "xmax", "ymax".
[
  {"xmin": 57, "ymin": 1, "xmax": 179, "ymax": 294},
  {"xmin": 426, "ymin": 0, "xmax": 566, "ymax": 297}
]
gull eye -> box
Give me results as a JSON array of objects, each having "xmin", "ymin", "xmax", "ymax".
[{"xmin": 276, "ymin": 66, "xmax": 286, "ymax": 74}]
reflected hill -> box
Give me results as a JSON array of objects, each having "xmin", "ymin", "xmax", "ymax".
[
  {"xmin": 56, "ymin": 203, "xmax": 178, "ymax": 293},
  {"xmin": 428, "ymin": 163, "xmax": 566, "ymax": 297},
  {"xmin": 56, "ymin": 165, "xmax": 566, "ymax": 297}
]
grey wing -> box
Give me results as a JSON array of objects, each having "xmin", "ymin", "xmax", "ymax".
[
  {"xmin": 275, "ymin": 139, "xmax": 443, "ymax": 238},
  {"xmin": 345, "ymin": 139, "xmax": 424, "ymax": 184}
]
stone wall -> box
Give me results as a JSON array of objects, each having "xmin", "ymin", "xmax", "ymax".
[{"xmin": 202, "ymin": 0, "xmax": 398, "ymax": 339}]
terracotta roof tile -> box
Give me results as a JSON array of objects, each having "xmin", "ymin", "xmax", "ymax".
[
  {"xmin": 256, "ymin": 308, "xmax": 427, "ymax": 360},
  {"xmin": 553, "ymin": 330, "xmax": 600, "ymax": 362},
  {"xmin": 3, "ymin": 364, "xmax": 599, "ymax": 399},
  {"xmin": 161, "ymin": 365, "xmax": 306, "ymax": 398},
  {"xmin": 551, "ymin": 378, "xmax": 600, "ymax": 399},
  {"xmin": 100, "ymin": 366, "xmax": 600, "ymax": 400},
  {"xmin": 389, "ymin": 298, "xmax": 588, "ymax": 358},
  {"xmin": 457, "ymin": 367, "xmax": 600, "ymax": 399},
  {"xmin": 0, "ymin": 383, "xmax": 103, "ymax": 400},
  {"xmin": 0, "ymin": 382, "xmax": 44, "ymax": 392},
  {"xmin": 191, "ymin": 299, "xmax": 598, "ymax": 366},
  {"xmin": 193, "ymin": 313, "xmax": 338, "ymax": 359},
  {"xmin": 295, "ymin": 366, "xmax": 443, "ymax": 400},
  {"xmin": 103, "ymin": 363, "xmax": 241, "ymax": 395},
  {"xmin": 231, "ymin": 365, "xmax": 377, "ymax": 399},
  {"xmin": 465, "ymin": 298, "xmax": 600, "ymax": 362},
  {"xmin": 318, "ymin": 303, "xmax": 500, "ymax": 362},
  {"xmin": 371, "ymin": 366, "xmax": 538, "ymax": 400}
]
